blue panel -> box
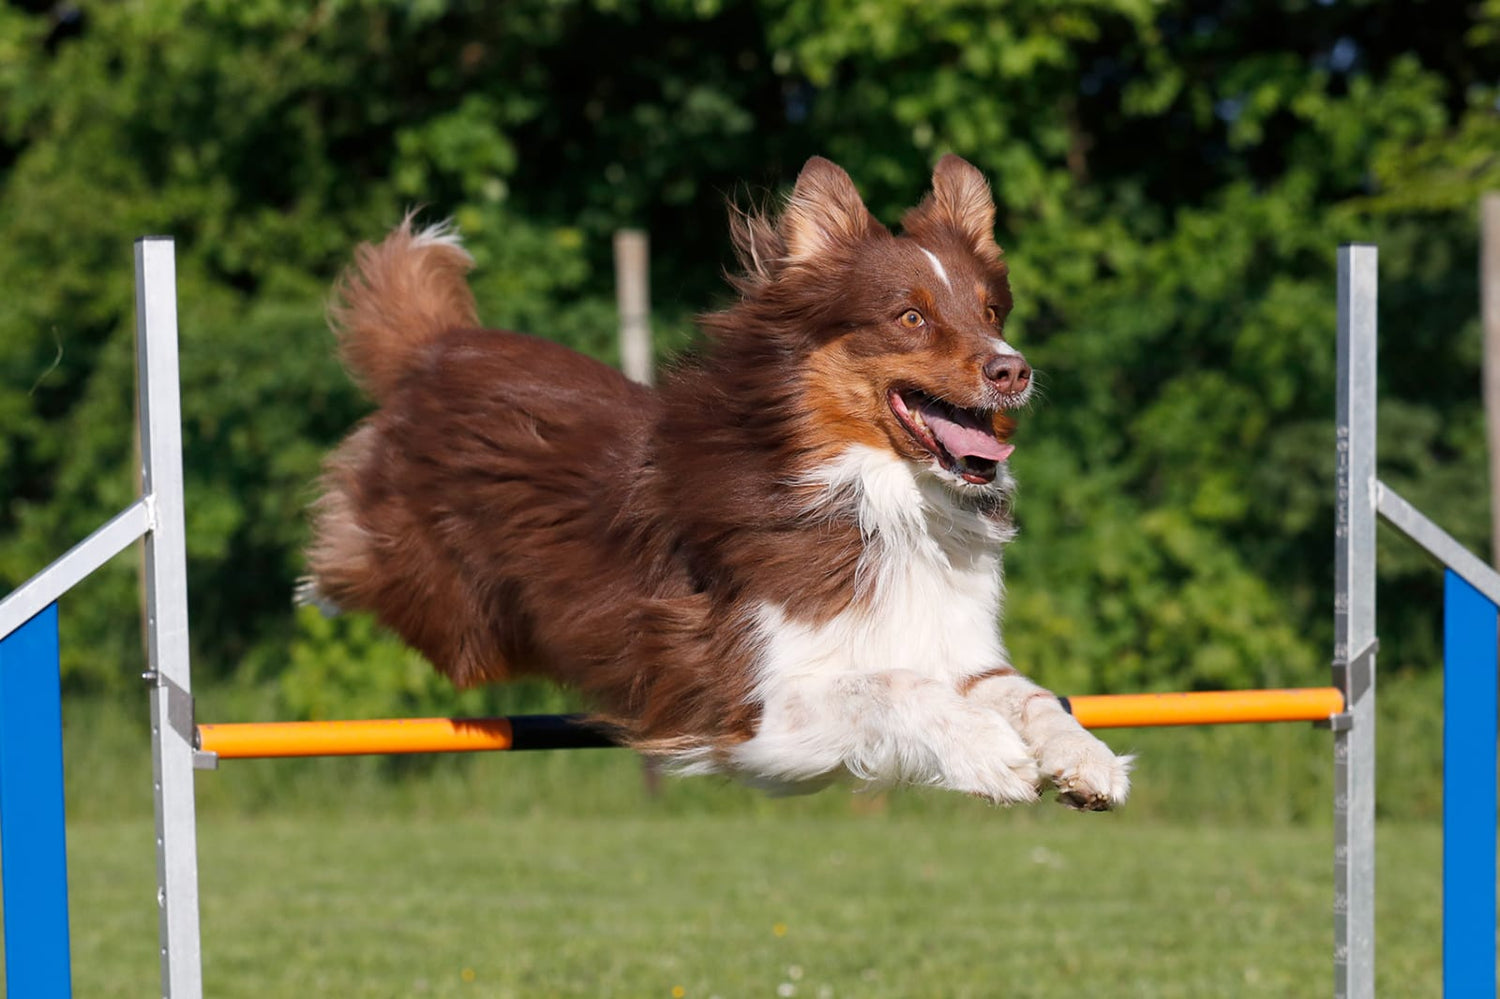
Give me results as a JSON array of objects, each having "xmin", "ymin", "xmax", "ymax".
[
  {"xmin": 1444, "ymin": 570, "xmax": 1498, "ymax": 998},
  {"xmin": 0, "ymin": 603, "xmax": 73, "ymax": 997}
]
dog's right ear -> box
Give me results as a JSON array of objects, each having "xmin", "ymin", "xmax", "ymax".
[{"xmin": 780, "ymin": 157, "xmax": 882, "ymax": 264}]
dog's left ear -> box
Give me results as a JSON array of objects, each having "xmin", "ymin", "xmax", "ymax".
[{"xmin": 904, "ymin": 154, "xmax": 1002, "ymax": 262}]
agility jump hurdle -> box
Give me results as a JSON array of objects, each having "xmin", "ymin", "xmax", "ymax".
[
  {"xmin": 0, "ymin": 240, "xmax": 1495, "ymax": 998},
  {"xmin": 191, "ymin": 687, "xmax": 1350, "ymax": 761}
]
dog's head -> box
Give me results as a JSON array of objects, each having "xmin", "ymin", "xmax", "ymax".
[{"xmin": 726, "ymin": 155, "xmax": 1029, "ymax": 493}]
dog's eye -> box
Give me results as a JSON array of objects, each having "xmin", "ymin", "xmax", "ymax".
[
  {"xmin": 899, "ymin": 309, "xmax": 925, "ymax": 329},
  {"xmin": 985, "ymin": 305, "xmax": 1000, "ymax": 326}
]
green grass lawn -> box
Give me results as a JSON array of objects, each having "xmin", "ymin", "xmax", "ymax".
[
  {"xmin": 57, "ymin": 808, "xmax": 1442, "ymax": 998},
  {"xmin": 7, "ymin": 691, "xmax": 1454, "ymax": 996}
]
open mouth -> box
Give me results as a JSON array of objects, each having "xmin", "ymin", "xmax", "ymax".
[{"xmin": 888, "ymin": 389, "xmax": 1015, "ymax": 485}]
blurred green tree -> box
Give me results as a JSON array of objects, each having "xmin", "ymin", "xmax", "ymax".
[{"xmin": 1, "ymin": 0, "xmax": 1495, "ymax": 708}]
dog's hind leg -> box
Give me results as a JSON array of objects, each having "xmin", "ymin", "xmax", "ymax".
[{"xmin": 293, "ymin": 576, "xmax": 343, "ymax": 617}]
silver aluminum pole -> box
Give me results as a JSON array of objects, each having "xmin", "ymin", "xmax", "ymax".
[
  {"xmin": 135, "ymin": 238, "xmax": 204, "ymax": 999},
  {"xmin": 1482, "ymin": 193, "xmax": 1500, "ymax": 568},
  {"xmin": 1377, "ymin": 483, "xmax": 1500, "ymax": 605},
  {"xmin": 1333, "ymin": 243, "xmax": 1378, "ymax": 999},
  {"xmin": 0, "ymin": 498, "xmax": 151, "ymax": 639}
]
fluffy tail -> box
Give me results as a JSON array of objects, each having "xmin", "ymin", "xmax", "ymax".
[{"xmin": 329, "ymin": 215, "xmax": 479, "ymax": 402}]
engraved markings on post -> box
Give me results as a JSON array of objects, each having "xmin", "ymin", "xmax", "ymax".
[{"xmin": 1336, "ymin": 429, "xmax": 1351, "ymax": 537}]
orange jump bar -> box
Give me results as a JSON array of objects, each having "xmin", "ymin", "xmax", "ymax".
[
  {"xmin": 197, "ymin": 689, "xmax": 1347, "ymax": 761},
  {"xmin": 197, "ymin": 714, "xmax": 616, "ymax": 760},
  {"xmin": 199, "ymin": 717, "xmax": 516, "ymax": 759},
  {"xmin": 1061, "ymin": 687, "xmax": 1345, "ymax": 729}
]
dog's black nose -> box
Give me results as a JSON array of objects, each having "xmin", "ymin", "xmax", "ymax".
[{"xmin": 983, "ymin": 355, "xmax": 1031, "ymax": 394}]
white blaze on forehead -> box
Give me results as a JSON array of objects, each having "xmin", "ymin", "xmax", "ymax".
[
  {"xmin": 991, "ymin": 338, "xmax": 1021, "ymax": 357},
  {"xmin": 919, "ymin": 247, "xmax": 952, "ymax": 290}
]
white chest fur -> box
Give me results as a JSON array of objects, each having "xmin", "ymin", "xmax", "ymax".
[
  {"xmin": 705, "ymin": 446, "xmax": 1017, "ymax": 788},
  {"xmin": 753, "ymin": 445, "xmax": 1011, "ymax": 689},
  {"xmin": 750, "ymin": 540, "xmax": 1004, "ymax": 686}
]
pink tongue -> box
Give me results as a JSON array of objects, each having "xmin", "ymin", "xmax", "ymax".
[{"xmin": 922, "ymin": 406, "xmax": 1014, "ymax": 462}]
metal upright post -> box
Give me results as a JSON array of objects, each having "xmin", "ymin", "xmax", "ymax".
[
  {"xmin": 135, "ymin": 238, "xmax": 204, "ymax": 999},
  {"xmin": 1333, "ymin": 243, "xmax": 1378, "ymax": 999}
]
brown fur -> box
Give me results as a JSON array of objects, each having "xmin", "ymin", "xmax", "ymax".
[{"xmin": 308, "ymin": 155, "xmax": 1022, "ymax": 754}]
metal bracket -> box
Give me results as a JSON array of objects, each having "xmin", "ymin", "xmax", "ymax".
[
  {"xmin": 1319, "ymin": 638, "xmax": 1378, "ymax": 731},
  {"xmin": 1333, "ymin": 639, "xmax": 1379, "ymax": 702},
  {"xmin": 1318, "ymin": 712, "xmax": 1354, "ymax": 732},
  {"xmin": 143, "ymin": 668, "xmax": 198, "ymax": 748},
  {"xmin": 143, "ymin": 670, "xmax": 217, "ymax": 768}
]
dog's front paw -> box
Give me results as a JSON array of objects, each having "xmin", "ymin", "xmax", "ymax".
[
  {"xmin": 944, "ymin": 721, "xmax": 1043, "ymax": 806},
  {"xmin": 972, "ymin": 750, "xmax": 1044, "ymax": 806},
  {"xmin": 1035, "ymin": 731, "xmax": 1132, "ymax": 811}
]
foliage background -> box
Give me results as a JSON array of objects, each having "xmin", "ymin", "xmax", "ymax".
[{"xmin": 2, "ymin": 0, "xmax": 1498, "ymax": 811}]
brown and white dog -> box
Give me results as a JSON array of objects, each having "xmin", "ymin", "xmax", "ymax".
[{"xmin": 305, "ymin": 154, "xmax": 1131, "ymax": 808}]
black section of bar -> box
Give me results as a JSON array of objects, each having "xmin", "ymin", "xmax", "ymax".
[
  {"xmin": 504, "ymin": 714, "xmax": 621, "ymax": 750},
  {"xmin": 1057, "ymin": 696, "xmax": 1073, "ymax": 716}
]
